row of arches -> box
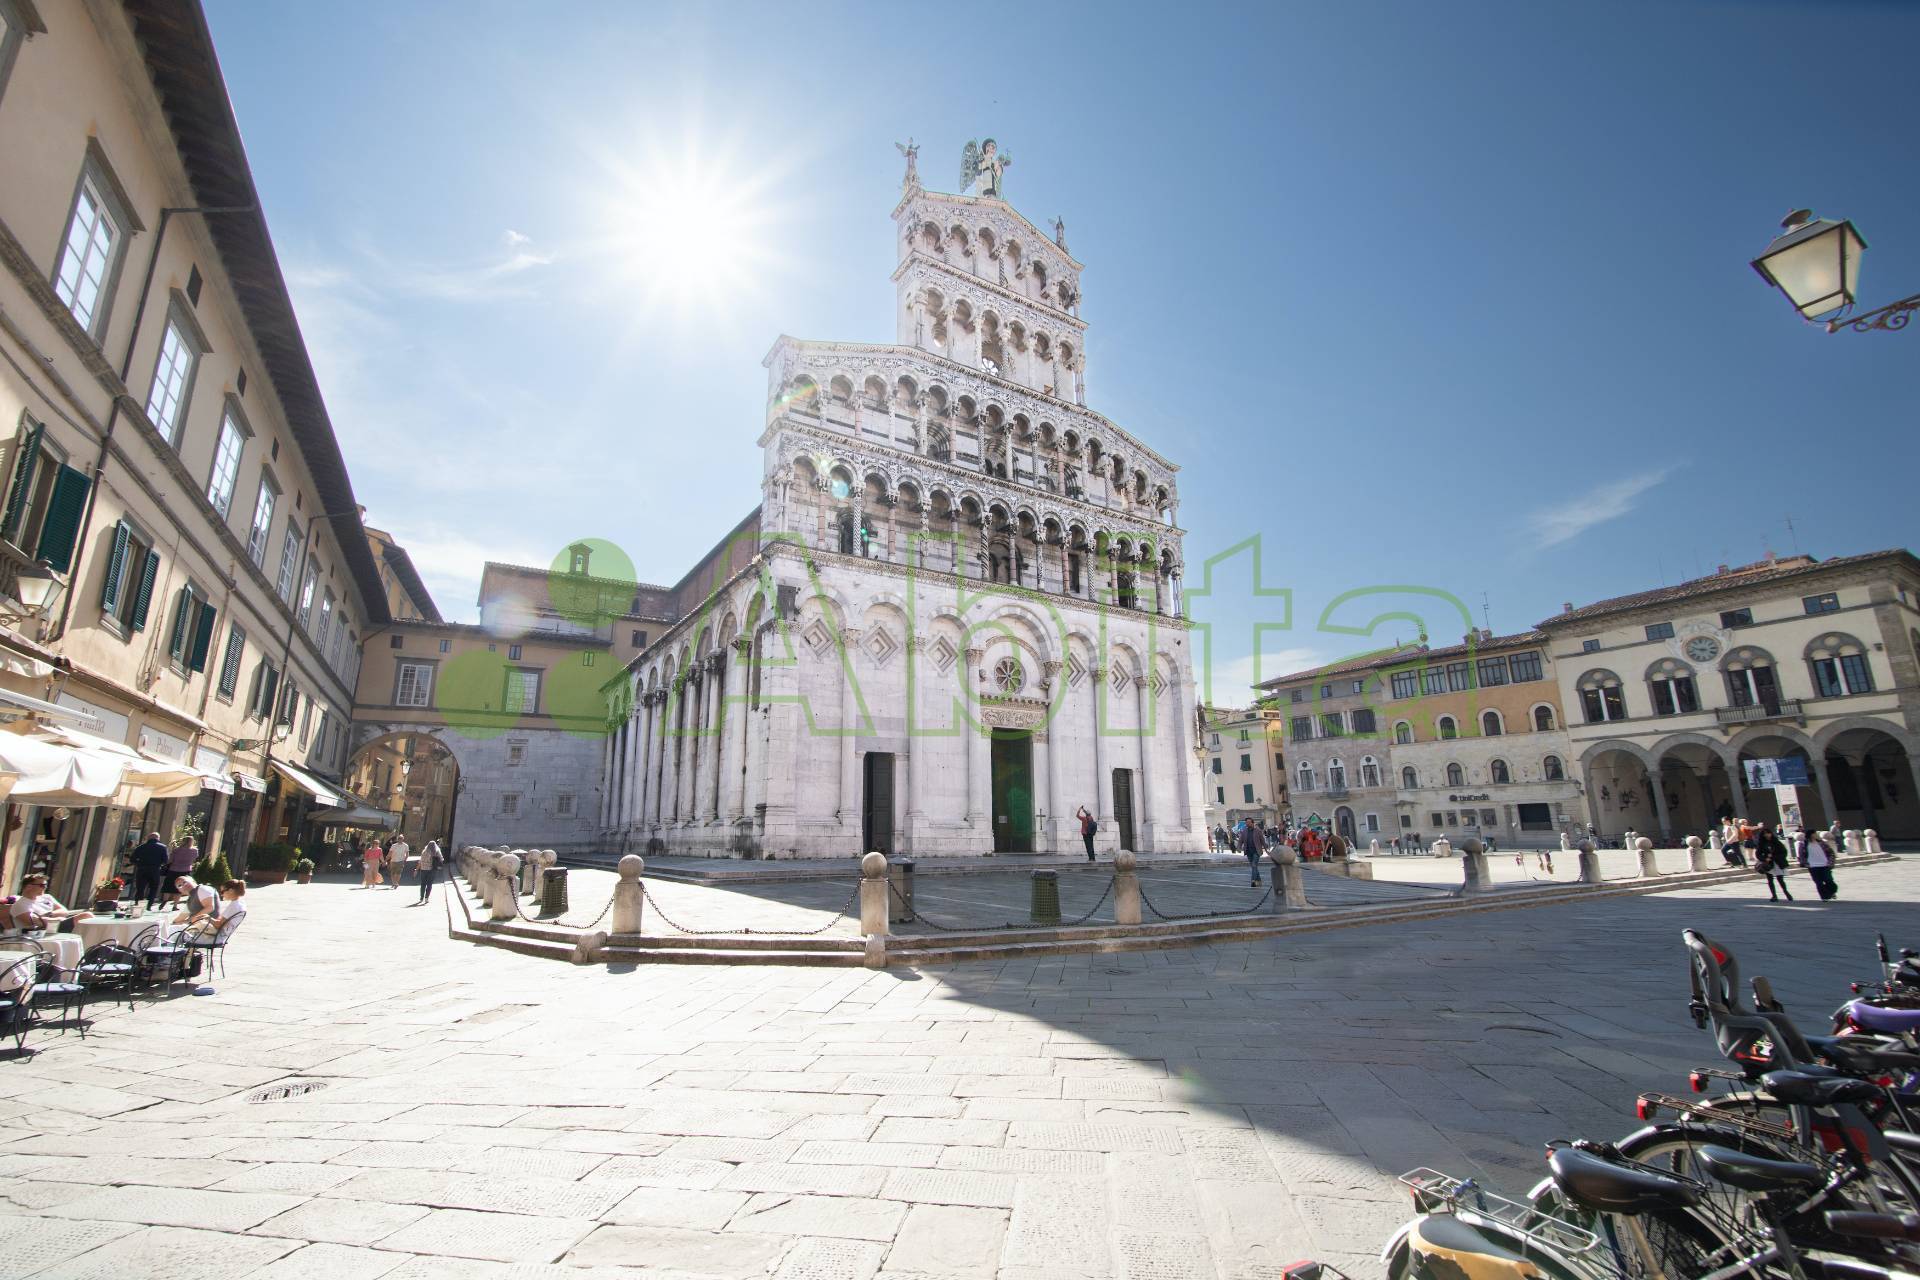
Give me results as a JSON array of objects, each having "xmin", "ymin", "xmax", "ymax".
[
  {"xmin": 1574, "ymin": 633, "xmax": 1878, "ymax": 724},
  {"xmin": 1292, "ymin": 754, "xmax": 1569, "ymax": 793},
  {"xmin": 903, "ymin": 217, "xmax": 1079, "ymax": 314},
  {"xmin": 1391, "ymin": 705, "xmax": 1558, "ymax": 743}
]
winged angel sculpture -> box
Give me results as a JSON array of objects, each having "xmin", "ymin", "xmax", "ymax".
[{"xmin": 960, "ymin": 138, "xmax": 1011, "ymax": 199}]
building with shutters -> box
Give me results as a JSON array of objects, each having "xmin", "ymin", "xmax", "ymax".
[
  {"xmin": 0, "ymin": 0, "xmax": 387, "ymax": 900},
  {"xmin": 1199, "ymin": 706, "xmax": 1287, "ymax": 834}
]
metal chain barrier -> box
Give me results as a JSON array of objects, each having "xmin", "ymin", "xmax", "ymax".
[
  {"xmin": 1138, "ymin": 881, "xmax": 1271, "ymax": 921},
  {"xmin": 640, "ymin": 881, "xmax": 859, "ymax": 938},
  {"xmin": 890, "ymin": 875, "xmax": 1118, "ymax": 932}
]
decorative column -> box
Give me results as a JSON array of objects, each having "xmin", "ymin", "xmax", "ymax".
[
  {"xmin": 731, "ymin": 637, "xmax": 753, "ymax": 826},
  {"xmin": 904, "ymin": 637, "xmax": 928, "ymax": 850},
  {"xmin": 1042, "ymin": 660, "xmax": 1064, "ymax": 850},
  {"xmin": 1091, "ymin": 665, "xmax": 1111, "ymax": 836},
  {"xmin": 1134, "ymin": 675, "xmax": 1157, "ymax": 847},
  {"xmin": 1810, "ymin": 755, "xmax": 1842, "ymax": 832},
  {"xmin": 964, "ymin": 647, "xmax": 988, "ymax": 829},
  {"xmin": 1646, "ymin": 766, "xmax": 1674, "ymax": 844},
  {"xmin": 707, "ymin": 651, "xmax": 727, "ymax": 822},
  {"xmin": 839, "ymin": 627, "xmax": 863, "ymax": 825},
  {"xmin": 635, "ymin": 689, "xmax": 655, "ymax": 838}
]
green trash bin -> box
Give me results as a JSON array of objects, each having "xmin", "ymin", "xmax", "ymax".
[
  {"xmin": 1029, "ymin": 869, "xmax": 1061, "ymax": 925},
  {"xmin": 538, "ymin": 867, "xmax": 569, "ymax": 916}
]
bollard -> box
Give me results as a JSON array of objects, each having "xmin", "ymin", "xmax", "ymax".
[
  {"xmin": 1559, "ymin": 831, "xmax": 1571, "ymax": 853},
  {"xmin": 492, "ymin": 853, "xmax": 522, "ymax": 920},
  {"xmin": 1369, "ymin": 838, "xmax": 1379, "ymax": 857},
  {"xmin": 612, "ymin": 855, "xmax": 645, "ymax": 934},
  {"xmin": 1458, "ymin": 837, "xmax": 1490, "ymax": 894},
  {"xmin": 1708, "ymin": 830, "xmax": 1723, "ymax": 856},
  {"xmin": 1113, "ymin": 850, "xmax": 1141, "ymax": 925},
  {"xmin": 1273, "ymin": 843, "xmax": 1308, "ymax": 909},
  {"xmin": 508, "ymin": 848, "xmax": 530, "ymax": 897},
  {"xmin": 572, "ymin": 930, "xmax": 608, "ymax": 964},
  {"xmin": 1432, "ymin": 836, "xmax": 1452, "ymax": 860},
  {"xmin": 539, "ymin": 866, "xmax": 569, "ymax": 916},
  {"xmin": 1576, "ymin": 838, "xmax": 1603, "ymax": 884},
  {"xmin": 1687, "ymin": 835, "xmax": 1712, "ymax": 872},
  {"xmin": 1864, "ymin": 829, "xmax": 1882, "ymax": 855},
  {"xmin": 520, "ymin": 850, "xmax": 537, "ymax": 895},
  {"xmin": 888, "ymin": 856, "xmax": 915, "ymax": 925},
  {"xmin": 1844, "ymin": 829, "xmax": 1865, "ymax": 857},
  {"xmin": 1029, "ymin": 870, "xmax": 1062, "ymax": 925},
  {"xmin": 1636, "ymin": 836, "xmax": 1660, "ymax": 878},
  {"xmin": 859, "ymin": 852, "xmax": 889, "ymax": 969}
]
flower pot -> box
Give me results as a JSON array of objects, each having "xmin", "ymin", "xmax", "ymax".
[
  {"xmin": 245, "ymin": 869, "xmax": 288, "ymax": 887},
  {"xmin": 296, "ymin": 872, "xmax": 313, "ymax": 885}
]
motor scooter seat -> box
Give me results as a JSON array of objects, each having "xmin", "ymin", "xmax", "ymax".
[
  {"xmin": 1548, "ymin": 1147, "xmax": 1701, "ymax": 1214},
  {"xmin": 1761, "ymin": 1069, "xmax": 1880, "ymax": 1107},
  {"xmin": 1695, "ymin": 1144, "xmax": 1823, "ymax": 1193}
]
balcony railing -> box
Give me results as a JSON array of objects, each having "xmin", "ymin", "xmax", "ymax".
[{"xmin": 1714, "ymin": 699, "xmax": 1805, "ymax": 727}]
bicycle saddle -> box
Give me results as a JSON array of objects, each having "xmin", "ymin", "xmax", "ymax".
[
  {"xmin": 1806, "ymin": 1034, "xmax": 1920, "ymax": 1073},
  {"xmin": 1761, "ymin": 1069, "xmax": 1881, "ymax": 1106},
  {"xmin": 1549, "ymin": 1147, "xmax": 1703, "ymax": 1214},
  {"xmin": 1694, "ymin": 1144, "xmax": 1824, "ymax": 1194},
  {"xmin": 1841, "ymin": 1001, "xmax": 1920, "ymax": 1036}
]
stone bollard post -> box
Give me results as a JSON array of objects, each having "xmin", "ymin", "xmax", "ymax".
[
  {"xmin": 1274, "ymin": 843, "xmax": 1308, "ymax": 909},
  {"xmin": 611, "ymin": 855, "xmax": 645, "ymax": 934},
  {"xmin": 1576, "ymin": 838, "xmax": 1603, "ymax": 884},
  {"xmin": 1369, "ymin": 838, "xmax": 1379, "ymax": 857},
  {"xmin": 505, "ymin": 848, "xmax": 527, "ymax": 898},
  {"xmin": 491, "ymin": 853, "xmax": 522, "ymax": 920},
  {"xmin": 1432, "ymin": 836, "xmax": 1452, "ymax": 860},
  {"xmin": 1559, "ymin": 831, "xmax": 1571, "ymax": 853},
  {"xmin": 859, "ymin": 852, "xmax": 889, "ymax": 969},
  {"xmin": 1687, "ymin": 835, "xmax": 1712, "ymax": 872},
  {"xmin": 1844, "ymin": 829, "xmax": 1864, "ymax": 857},
  {"xmin": 1864, "ymin": 829, "xmax": 1882, "ymax": 855},
  {"xmin": 1708, "ymin": 830, "xmax": 1723, "ymax": 858},
  {"xmin": 1636, "ymin": 836, "xmax": 1660, "ymax": 878},
  {"xmin": 1458, "ymin": 837, "xmax": 1490, "ymax": 894},
  {"xmin": 1113, "ymin": 850, "xmax": 1141, "ymax": 925}
]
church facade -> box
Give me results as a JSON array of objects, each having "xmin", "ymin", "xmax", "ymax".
[{"xmin": 596, "ymin": 152, "xmax": 1208, "ymax": 859}]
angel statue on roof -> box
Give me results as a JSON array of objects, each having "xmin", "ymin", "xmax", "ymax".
[{"xmin": 960, "ymin": 138, "xmax": 1011, "ymax": 199}]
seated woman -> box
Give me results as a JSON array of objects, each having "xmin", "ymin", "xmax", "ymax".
[
  {"xmin": 7, "ymin": 874, "xmax": 92, "ymax": 930},
  {"xmin": 170, "ymin": 877, "xmax": 218, "ymax": 927}
]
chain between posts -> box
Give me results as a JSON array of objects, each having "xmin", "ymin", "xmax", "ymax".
[
  {"xmin": 1138, "ymin": 881, "xmax": 1271, "ymax": 921},
  {"xmin": 476, "ymin": 866, "xmax": 613, "ymax": 930},
  {"xmin": 639, "ymin": 881, "xmax": 859, "ymax": 938},
  {"xmin": 889, "ymin": 875, "xmax": 1118, "ymax": 931}
]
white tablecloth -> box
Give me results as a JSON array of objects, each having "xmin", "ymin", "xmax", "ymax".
[
  {"xmin": 0, "ymin": 933, "xmax": 81, "ymax": 974},
  {"xmin": 73, "ymin": 917, "xmax": 177, "ymax": 950},
  {"xmin": 0, "ymin": 950, "xmax": 34, "ymax": 995}
]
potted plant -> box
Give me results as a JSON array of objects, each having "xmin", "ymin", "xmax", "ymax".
[
  {"xmin": 292, "ymin": 857, "xmax": 315, "ymax": 885},
  {"xmin": 91, "ymin": 875, "xmax": 126, "ymax": 911},
  {"xmin": 245, "ymin": 842, "xmax": 297, "ymax": 886}
]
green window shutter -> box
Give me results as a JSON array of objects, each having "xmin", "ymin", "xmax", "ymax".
[
  {"xmin": 260, "ymin": 666, "xmax": 279, "ymax": 719},
  {"xmin": 219, "ymin": 627, "xmax": 244, "ymax": 698},
  {"xmin": 1, "ymin": 422, "xmax": 44, "ymax": 543},
  {"xmin": 167, "ymin": 586, "xmax": 192, "ymax": 660},
  {"xmin": 33, "ymin": 465, "xmax": 91, "ymax": 572},
  {"xmin": 189, "ymin": 603, "xmax": 217, "ymax": 672},
  {"xmin": 129, "ymin": 551, "xmax": 160, "ymax": 631},
  {"xmin": 99, "ymin": 522, "xmax": 131, "ymax": 615}
]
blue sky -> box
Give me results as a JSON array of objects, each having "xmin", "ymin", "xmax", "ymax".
[{"xmin": 204, "ymin": 0, "xmax": 1918, "ymax": 700}]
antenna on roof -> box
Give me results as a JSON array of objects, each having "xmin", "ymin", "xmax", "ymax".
[
  {"xmin": 1480, "ymin": 592, "xmax": 1491, "ymax": 633},
  {"xmin": 1785, "ymin": 514, "xmax": 1800, "ymax": 553}
]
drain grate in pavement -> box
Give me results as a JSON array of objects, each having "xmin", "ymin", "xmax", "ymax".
[
  {"xmin": 245, "ymin": 1079, "xmax": 331, "ymax": 1103},
  {"xmin": 1485, "ymin": 1023, "xmax": 1559, "ymax": 1037}
]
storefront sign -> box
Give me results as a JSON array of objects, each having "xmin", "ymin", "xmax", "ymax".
[
  {"xmin": 56, "ymin": 693, "xmax": 128, "ymax": 743},
  {"xmin": 192, "ymin": 745, "xmax": 229, "ymax": 775},
  {"xmin": 138, "ymin": 725, "xmax": 190, "ymax": 762}
]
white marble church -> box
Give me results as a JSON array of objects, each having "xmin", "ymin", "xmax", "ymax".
[{"xmin": 596, "ymin": 143, "xmax": 1208, "ymax": 859}]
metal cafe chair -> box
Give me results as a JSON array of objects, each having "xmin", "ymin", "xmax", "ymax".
[
  {"xmin": 24, "ymin": 937, "xmax": 88, "ymax": 1036},
  {"xmin": 0, "ymin": 953, "xmax": 37, "ymax": 1055}
]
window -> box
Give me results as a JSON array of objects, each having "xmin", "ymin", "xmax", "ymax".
[
  {"xmin": 53, "ymin": 151, "xmax": 133, "ymax": 337},
  {"xmin": 1390, "ymin": 670, "xmax": 1419, "ymax": 699},
  {"xmin": 278, "ymin": 680, "xmax": 298, "ymax": 728},
  {"xmin": 206, "ymin": 406, "xmax": 249, "ymax": 517},
  {"xmin": 1543, "ymin": 755, "xmax": 1564, "ymax": 781},
  {"xmin": 1646, "ymin": 658, "xmax": 1700, "ymax": 716},
  {"xmin": 0, "ymin": 0, "xmax": 29, "ymax": 106},
  {"xmin": 1461, "ymin": 810, "xmax": 1478, "ymax": 827},
  {"xmin": 1422, "ymin": 668, "xmax": 1447, "ymax": 696},
  {"xmin": 1481, "ymin": 710, "xmax": 1503, "ymax": 736},
  {"xmin": 1490, "ymin": 759, "xmax": 1511, "ymax": 784},
  {"xmin": 299, "ymin": 698, "xmax": 313, "ymax": 748},
  {"xmin": 145, "ymin": 308, "xmax": 205, "ymax": 444},
  {"xmin": 1577, "ymin": 670, "xmax": 1626, "ymax": 723},
  {"xmin": 2, "ymin": 420, "xmax": 91, "ymax": 571},
  {"xmin": 1400, "ymin": 814, "xmax": 1412, "ymax": 829},
  {"xmin": 1807, "ymin": 634, "xmax": 1873, "ymax": 697},
  {"xmin": 395, "ymin": 662, "xmax": 434, "ymax": 707},
  {"xmin": 276, "ymin": 520, "xmax": 302, "ymax": 601},
  {"xmin": 1289, "ymin": 715, "xmax": 1312, "ymax": 740},
  {"xmin": 1582, "ymin": 639, "xmax": 1601, "ymax": 653},
  {"xmin": 1445, "ymin": 763, "xmax": 1464, "ymax": 787},
  {"xmin": 509, "ymin": 644, "xmax": 523, "ymax": 661},
  {"xmin": 1209, "ymin": 733, "xmax": 1220, "ymax": 748},
  {"xmin": 1327, "ymin": 760, "xmax": 1346, "ymax": 790},
  {"xmin": 500, "ymin": 793, "xmax": 520, "ymax": 818},
  {"xmin": 1237, "ymin": 729, "xmax": 1250, "ymax": 742},
  {"xmin": 1476, "ymin": 656, "xmax": 1509, "ymax": 687},
  {"xmin": 1289, "ymin": 688, "xmax": 1304, "ymax": 703},
  {"xmin": 1802, "ymin": 592, "xmax": 1840, "ymax": 616},
  {"xmin": 557, "ymin": 793, "xmax": 575, "ymax": 817},
  {"xmin": 1215, "ymin": 787, "xmax": 1224, "ymax": 804},
  {"xmin": 1360, "ymin": 757, "xmax": 1380, "ymax": 788},
  {"xmin": 1242, "ymin": 784, "xmax": 1254, "ymax": 803},
  {"xmin": 1446, "ymin": 661, "xmax": 1472, "ymax": 692},
  {"xmin": 1533, "ymin": 705, "xmax": 1555, "ymax": 732},
  {"xmin": 296, "ymin": 562, "xmax": 318, "ymax": 627},
  {"xmin": 1720, "ymin": 608, "xmax": 1753, "ymax": 628},
  {"xmin": 438, "ymin": 639, "xmax": 451, "ymax": 653},
  {"xmin": 1320, "ymin": 712, "xmax": 1343, "ymax": 737},
  {"xmin": 1645, "ymin": 622, "xmax": 1675, "ymax": 641},
  {"xmin": 1429, "ymin": 812, "xmax": 1444, "ymax": 828},
  {"xmin": 247, "ymin": 660, "xmax": 279, "ymax": 721},
  {"xmin": 166, "ymin": 583, "xmax": 218, "ymax": 673},
  {"xmin": 1351, "ymin": 679, "xmax": 1364, "ymax": 694},
  {"xmin": 1238, "ymin": 754, "xmax": 1251, "ymax": 772},
  {"xmin": 584, "ymin": 652, "xmax": 597, "ymax": 668},
  {"xmin": 632, "ymin": 629, "xmax": 647, "ymax": 647},
  {"xmin": 1319, "ymin": 683, "xmax": 1332, "ymax": 698},
  {"xmin": 1393, "ymin": 721, "xmax": 1413, "ymax": 745},
  {"xmin": 1211, "ymin": 758, "xmax": 1221, "ymax": 775},
  {"xmin": 216, "ymin": 624, "xmax": 245, "ymax": 701},
  {"xmin": 504, "ymin": 669, "xmax": 540, "ymax": 714},
  {"xmin": 1722, "ymin": 647, "xmax": 1779, "ymax": 711},
  {"xmin": 1401, "ymin": 766, "xmax": 1418, "ymax": 789},
  {"xmin": 390, "ymin": 635, "xmax": 404, "ymax": 649},
  {"xmin": 316, "ymin": 588, "xmax": 334, "ymax": 645},
  {"xmin": 1437, "ymin": 715, "xmax": 1457, "ymax": 740},
  {"xmin": 1274, "ymin": 753, "xmax": 1283, "ymax": 772},
  {"xmin": 1508, "ymin": 651, "xmax": 1543, "ymax": 683},
  {"xmin": 1296, "ymin": 763, "xmax": 1315, "ymax": 792},
  {"xmin": 245, "ymin": 475, "xmax": 277, "ymax": 567},
  {"xmin": 1350, "ymin": 708, "xmax": 1376, "ymax": 735},
  {"xmin": 508, "ymin": 742, "xmax": 525, "ymax": 766},
  {"xmin": 97, "ymin": 521, "xmax": 159, "ymax": 633}
]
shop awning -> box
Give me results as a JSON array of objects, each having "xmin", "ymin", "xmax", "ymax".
[
  {"xmin": 270, "ymin": 759, "xmax": 343, "ymax": 807},
  {"xmin": 0, "ymin": 685, "xmax": 103, "ymax": 730},
  {"xmin": 0, "ymin": 728, "xmax": 128, "ymax": 806},
  {"xmin": 307, "ymin": 804, "xmax": 400, "ymax": 829},
  {"xmin": 232, "ymin": 771, "xmax": 266, "ymax": 793},
  {"xmin": 44, "ymin": 727, "xmax": 203, "ymax": 800}
]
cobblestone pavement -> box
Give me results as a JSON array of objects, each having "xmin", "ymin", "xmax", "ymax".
[{"xmin": 0, "ymin": 858, "xmax": 1911, "ymax": 1279}]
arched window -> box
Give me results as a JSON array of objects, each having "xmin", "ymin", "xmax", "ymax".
[
  {"xmin": 1645, "ymin": 657, "xmax": 1699, "ymax": 717},
  {"xmin": 1543, "ymin": 755, "xmax": 1564, "ymax": 781},
  {"xmin": 1445, "ymin": 762, "xmax": 1464, "ymax": 787},
  {"xmin": 1534, "ymin": 705, "xmax": 1555, "ymax": 732},
  {"xmin": 1805, "ymin": 632, "xmax": 1874, "ymax": 698},
  {"xmin": 1327, "ymin": 759, "xmax": 1347, "ymax": 791},
  {"xmin": 836, "ymin": 513, "xmax": 856, "ymax": 555},
  {"xmin": 1401, "ymin": 765, "xmax": 1418, "ymax": 789},
  {"xmin": 1490, "ymin": 758, "xmax": 1511, "ymax": 784},
  {"xmin": 1296, "ymin": 762, "xmax": 1315, "ymax": 793},
  {"xmin": 1438, "ymin": 715, "xmax": 1458, "ymax": 740},
  {"xmin": 1360, "ymin": 756, "xmax": 1380, "ymax": 788},
  {"xmin": 1577, "ymin": 669, "xmax": 1626, "ymax": 723},
  {"xmin": 1481, "ymin": 710, "xmax": 1503, "ymax": 737},
  {"xmin": 1394, "ymin": 721, "xmax": 1413, "ymax": 745},
  {"xmin": 1721, "ymin": 646, "xmax": 1779, "ymax": 713}
]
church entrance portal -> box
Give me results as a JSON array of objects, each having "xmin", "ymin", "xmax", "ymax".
[
  {"xmin": 990, "ymin": 731, "xmax": 1034, "ymax": 853},
  {"xmin": 861, "ymin": 752, "xmax": 895, "ymax": 855},
  {"xmin": 1111, "ymin": 769, "xmax": 1137, "ymax": 852}
]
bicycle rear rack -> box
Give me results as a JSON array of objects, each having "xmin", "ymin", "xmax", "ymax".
[
  {"xmin": 1398, "ymin": 1168, "xmax": 1600, "ymax": 1254},
  {"xmin": 1635, "ymin": 1092, "xmax": 1798, "ymax": 1143}
]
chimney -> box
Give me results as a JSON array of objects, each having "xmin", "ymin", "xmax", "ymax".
[
  {"xmin": 1562, "ymin": 602, "xmax": 1573, "ymax": 614},
  {"xmin": 1717, "ymin": 564, "xmax": 1729, "ymax": 575}
]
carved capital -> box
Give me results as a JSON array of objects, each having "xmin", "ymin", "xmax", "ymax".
[
  {"xmin": 706, "ymin": 653, "xmax": 726, "ymax": 674},
  {"xmin": 1133, "ymin": 676, "xmax": 1148, "ymax": 689},
  {"xmin": 1090, "ymin": 665, "xmax": 1108, "ymax": 682},
  {"xmin": 731, "ymin": 636, "xmax": 753, "ymax": 657}
]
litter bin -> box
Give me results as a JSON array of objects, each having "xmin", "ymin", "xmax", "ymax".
[
  {"xmin": 538, "ymin": 866, "xmax": 569, "ymax": 916},
  {"xmin": 1029, "ymin": 869, "xmax": 1061, "ymax": 925},
  {"xmin": 888, "ymin": 858, "xmax": 915, "ymax": 924}
]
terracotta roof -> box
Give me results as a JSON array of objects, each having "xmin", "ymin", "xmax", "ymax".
[
  {"xmin": 1256, "ymin": 644, "xmax": 1423, "ymax": 689},
  {"xmin": 1379, "ymin": 630, "xmax": 1548, "ymax": 666},
  {"xmin": 1538, "ymin": 549, "xmax": 1917, "ymax": 628},
  {"xmin": 377, "ymin": 543, "xmax": 442, "ymax": 624}
]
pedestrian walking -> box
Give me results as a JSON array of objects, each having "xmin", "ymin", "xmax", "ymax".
[
  {"xmin": 1827, "ymin": 820, "xmax": 1846, "ymax": 856},
  {"xmin": 408, "ymin": 839, "xmax": 443, "ymax": 905},
  {"xmin": 1076, "ymin": 806, "xmax": 1097, "ymax": 861},
  {"xmin": 1720, "ymin": 819, "xmax": 1745, "ymax": 867},
  {"xmin": 361, "ymin": 839, "xmax": 385, "ymax": 888},
  {"xmin": 1798, "ymin": 828, "xmax": 1839, "ymax": 901},
  {"xmin": 130, "ymin": 830, "xmax": 170, "ymax": 908},
  {"xmin": 1751, "ymin": 823, "xmax": 1794, "ymax": 902},
  {"xmin": 387, "ymin": 834, "xmax": 411, "ymax": 887},
  {"xmin": 164, "ymin": 832, "xmax": 198, "ymax": 905},
  {"xmin": 1241, "ymin": 819, "xmax": 1267, "ymax": 886}
]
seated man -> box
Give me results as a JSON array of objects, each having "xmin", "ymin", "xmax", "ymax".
[
  {"xmin": 187, "ymin": 881, "xmax": 246, "ymax": 940},
  {"xmin": 8, "ymin": 874, "xmax": 92, "ymax": 931},
  {"xmin": 170, "ymin": 877, "xmax": 218, "ymax": 927}
]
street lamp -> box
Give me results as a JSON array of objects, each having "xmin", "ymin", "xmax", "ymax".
[
  {"xmin": 7, "ymin": 560, "xmax": 63, "ymax": 619},
  {"xmin": 1752, "ymin": 209, "xmax": 1919, "ymax": 333}
]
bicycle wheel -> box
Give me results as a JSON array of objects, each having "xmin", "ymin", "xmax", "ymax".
[{"xmin": 1521, "ymin": 1187, "xmax": 1729, "ymax": 1280}]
